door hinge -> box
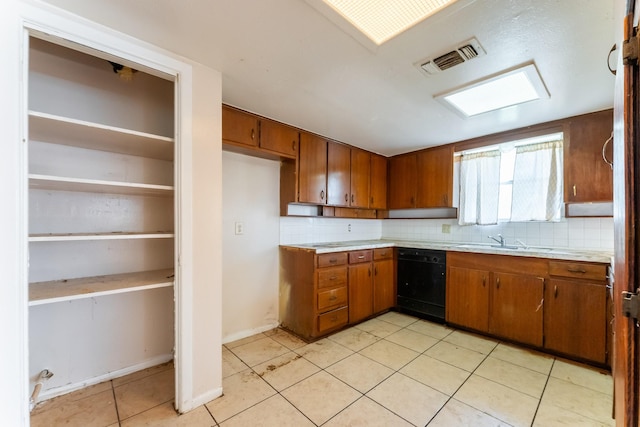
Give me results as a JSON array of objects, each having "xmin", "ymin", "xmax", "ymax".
[
  {"xmin": 622, "ymin": 291, "xmax": 640, "ymax": 319},
  {"xmin": 623, "ymin": 34, "xmax": 640, "ymax": 65}
]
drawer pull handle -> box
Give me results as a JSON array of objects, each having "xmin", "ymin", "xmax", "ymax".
[
  {"xmin": 251, "ymin": 128, "xmax": 255, "ymax": 140},
  {"xmin": 567, "ymin": 268, "xmax": 587, "ymax": 274},
  {"xmin": 496, "ymin": 277, "xmax": 500, "ymax": 289},
  {"xmin": 331, "ymin": 315, "xmax": 338, "ymax": 322},
  {"xmin": 358, "ymin": 255, "xmax": 365, "ymax": 259},
  {"xmin": 482, "ymin": 276, "xmax": 486, "ymax": 287},
  {"xmin": 329, "ymin": 295, "xmax": 337, "ymax": 300},
  {"xmin": 554, "ymin": 285, "xmax": 558, "ymax": 298},
  {"xmin": 320, "ymin": 190, "xmax": 325, "ymax": 200},
  {"xmin": 329, "ymin": 276, "xmax": 337, "ymax": 280},
  {"xmin": 345, "ymin": 193, "xmax": 349, "ymax": 202},
  {"xmin": 292, "ymin": 140, "xmax": 296, "ymax": 151},
  {"xmin": 329, "ymin": 259, "xmax": 337, "ymax": 264}
]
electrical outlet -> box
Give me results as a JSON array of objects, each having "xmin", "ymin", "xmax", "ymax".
[
  {"xmin": 441, "ymin": 224, "xmax": 451, "ymax": 234},
  {"xmin": 348, "ymin": 224, "xmax": 352, "ymax": 232},
  {"xmin": 234, "ymin": 222, "xmax": 244, "ymax": 235}
]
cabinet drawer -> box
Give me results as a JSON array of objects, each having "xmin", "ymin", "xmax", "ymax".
[
  {"xmin": 317, "ymin": 252, "xmax": 348, "ymax": 268},
  {"xmin": 317, "ymin": 306, "xmax": 348, "ymax": 333},
  {"xmin": 349, "ymin": 250, "xmax": 373, "ymax": 264},
  {"xmin": 317, "ymin": 286, "xmax": 347, "ymax": 312},
  {"xmin": 318, "ymin": 267, "xmax": 347, "ymax": 289},
  {"xmin": 374, "ymin": 247, "xmax": 393, "ymax": 261},
  {"xmin": 549, "ymin": 261, "xmax": 607, "ymax": 281}
]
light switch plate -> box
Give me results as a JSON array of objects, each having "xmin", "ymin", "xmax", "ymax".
[{"xmin": 235, "ymin": 222, "xmax": 244, "ymax": 235}]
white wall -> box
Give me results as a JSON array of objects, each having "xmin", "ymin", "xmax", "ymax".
[{"xmin": 222, "ymin": 151, "xmax": 280, "ymax": 342}]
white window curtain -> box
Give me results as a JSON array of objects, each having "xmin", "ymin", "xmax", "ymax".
[
  {"xmin": 510, "ymin": 140, "xmax": 563, "ymax": 221},
  {"xmin": 458, "ymin": 150, "xmax": 501, "ymax": 225}
]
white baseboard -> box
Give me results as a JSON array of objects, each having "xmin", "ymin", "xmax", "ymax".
[
  {"xmin": 178, "ymin": 386, "xmax": 223, "ymax": 413},
  {"xmin": 222, "ymin": 321, "xmax": 280, "ymax": 344},
  {"xmin": 36, "ymin": 353, "xmax": 174, "ymax": 402}
]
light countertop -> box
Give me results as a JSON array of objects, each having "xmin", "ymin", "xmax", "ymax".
[{"xmin": 281, "ymin": 239, "xmax": 613, "ymax": 264}]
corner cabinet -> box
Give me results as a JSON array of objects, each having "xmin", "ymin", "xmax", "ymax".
[
  {"xmin": 388, "ymin": 145, "xmax": 454, "ymax": 209},
  {"xmin": 28, "ymin": 37, "xmax": 176, "ymax": 395}
]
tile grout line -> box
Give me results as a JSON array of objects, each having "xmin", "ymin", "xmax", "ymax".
[{"xmin": 110, "ymin": 380, "xmax": 122, "ymax": 426}]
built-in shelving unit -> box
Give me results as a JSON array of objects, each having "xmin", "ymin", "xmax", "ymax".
[{"xmin": 28, "ymin": 36, "xmax": 176, "ymax": 398}]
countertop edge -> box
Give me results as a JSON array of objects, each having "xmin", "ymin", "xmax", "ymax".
[{"xmin": 280, "ymin": 240, "xmax": 613, "ymax": 264}]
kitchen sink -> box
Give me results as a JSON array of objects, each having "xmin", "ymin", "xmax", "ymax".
[{"xmin": 455, "ymin": 244, "xmax": 553, "ymax": 252}]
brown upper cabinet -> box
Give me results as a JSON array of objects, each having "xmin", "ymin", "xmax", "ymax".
[
  {"xmin": 222, "ymin": 105, "xmax": 297, "ymax": 159},
  {"xmin": 388, "ymin": 154, "xmax": 418, "ymax": 208},
  {"xmin": 327, "ymin": 141, "xmax": 351, "ymax": 206},
  {"xmin": 261, "ymin": 119, "xmax": 298, "ymax": 158},
  {"xmin": 370, "ymin": 154, "xmax": 388, "ymax": 210},
  {"xmin": 388, "ymin": 145, "xmax": 454, "ymax": 209},
  {"xmin": 350, "ymin": 148, "xmax": 371, "ymax": 209},
  {"xmin": 298, "ymin": 132, "xmax": 328, "ymax": 204},
  {"xmin": 564, "ymin": 109, "xmax": 613, "ymax": 203},
  {"xmin": 417, "ymin": 145, "xmax": 454, "ymax": 208},
  {"xmin": 222, "ymin": 106, "xmax": 259, "ymax": 148}
]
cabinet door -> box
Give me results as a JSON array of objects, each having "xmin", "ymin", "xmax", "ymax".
[
  {"xmin": 298, "ymin": 132, "xmax": 327, "ymax": 204},
  {"xmin": 350, "ymin": 148, "xmax": 370, "ymax": 208},
  {"xmin": 490, "ymin": 272, "xmax": 544, "ymax": 347},
  {"xmin": 222, "ymin": 106, "xmax": 259, "ymax": 148},
  {"xmin": 327, "ymin": 141, "xmax": 351, "ymax": 206},
  {"xmin": 416, "ymin": 145, "xmax": 454, "ymax": 207},
  {"xmin": 544, "ymin": 278, "xmax": 607, "ymax": 363},
  {"xmin": 370, "ymin": 154, "xmax": 388, "ymax": 209},
  {"xmin": 349, "ymin": 263, "xmax": 373, "ymax": 323},
  {"xmin": 373, "ymin": 258, "xmax": 394, "ymax": 313},
  {"xmin": 446, "ymin": 266, "xmax": 490, "ymax": 332},
  {"xmin": 565, "ymin": 109, "xmax": 613, "ymax": 203},
  {"xmin": 388, "ymin": 154, "xmax": 417, "ymax": 209},
  {"xmin": 260, "ymin": 119, "xmax": 298, "ymax": 158}
]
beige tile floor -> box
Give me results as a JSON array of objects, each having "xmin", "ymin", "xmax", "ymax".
[{"xmin": 31, "ymin": 311, "xmax": 615, "ymax": 426}]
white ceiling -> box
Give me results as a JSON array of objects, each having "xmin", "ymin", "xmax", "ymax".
[{"xmin": 41, "ymin": 0, "xmax": 615, "ymax": 156}]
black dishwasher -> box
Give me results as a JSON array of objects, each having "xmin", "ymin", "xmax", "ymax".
[{"xmin": 397, "ymin": 248, "xmax": 446, "ymax": 322}]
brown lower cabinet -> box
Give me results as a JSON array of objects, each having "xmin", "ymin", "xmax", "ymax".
[
  {"xmin": 446, "ymin": 251, "xmax": 609, "ymax": 365},
  {"xmin": 544, "ymin": 261, "xmax": 608, "ymax": 364},
  {"xmin": 279, "ymin": 246, "xmax": 395, "ymax": 341}
]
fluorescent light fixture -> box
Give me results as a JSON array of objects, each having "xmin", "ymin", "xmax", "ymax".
[
  {"xmin": 436, "ymin": 64, "xmax": 549, "ymax": 117},
  {"xmin": 322, "ymin": 0, "xmax": 459, "ymax": 45}
]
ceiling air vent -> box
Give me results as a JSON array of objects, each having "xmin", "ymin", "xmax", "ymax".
[{"xmin": 417, "ymin": 38, "xmax": 485, "ymax": 76}]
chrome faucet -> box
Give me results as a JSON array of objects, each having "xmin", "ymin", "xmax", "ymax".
[{"xmin": 488, "ymin": 234, "xmax": 506, "ymax": 247}]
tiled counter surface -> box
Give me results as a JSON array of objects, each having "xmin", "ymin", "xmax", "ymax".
[{"xmin": 282, "ymin": 239, "xmax": 613, "ymax": 264}]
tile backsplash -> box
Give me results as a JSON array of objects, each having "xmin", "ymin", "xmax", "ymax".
[{"xmin": 280, "ymin": 216, "xmax": 614, "ymax": 251}]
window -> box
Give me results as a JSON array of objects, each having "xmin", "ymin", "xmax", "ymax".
[{"xmin": 456, "ymin": 132, "xmax": 563, "ymax": 225}]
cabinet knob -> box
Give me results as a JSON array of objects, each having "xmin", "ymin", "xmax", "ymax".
[
  {"xmin": 554, "ymin": 285, "xmax": 558, "ymax": 298},
  {"xmin": 496, "ymin": 277, "xmax": 500, "ymax": 289},
  {"xmin": 251, "ymin": 128, "xmax": 255, "ymax": 140},
  {"xmin": 573, "ymin": 185, "xmax": 577, "ymax": 197}
]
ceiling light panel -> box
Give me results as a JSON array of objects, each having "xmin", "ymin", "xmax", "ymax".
[
  {"xmin": 436, "ymin": 64, "xmax": 549, "ymax": 117},
  {"xmin": 322, "ymin": 0, "xmax": 459, "ymax": 45}
]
